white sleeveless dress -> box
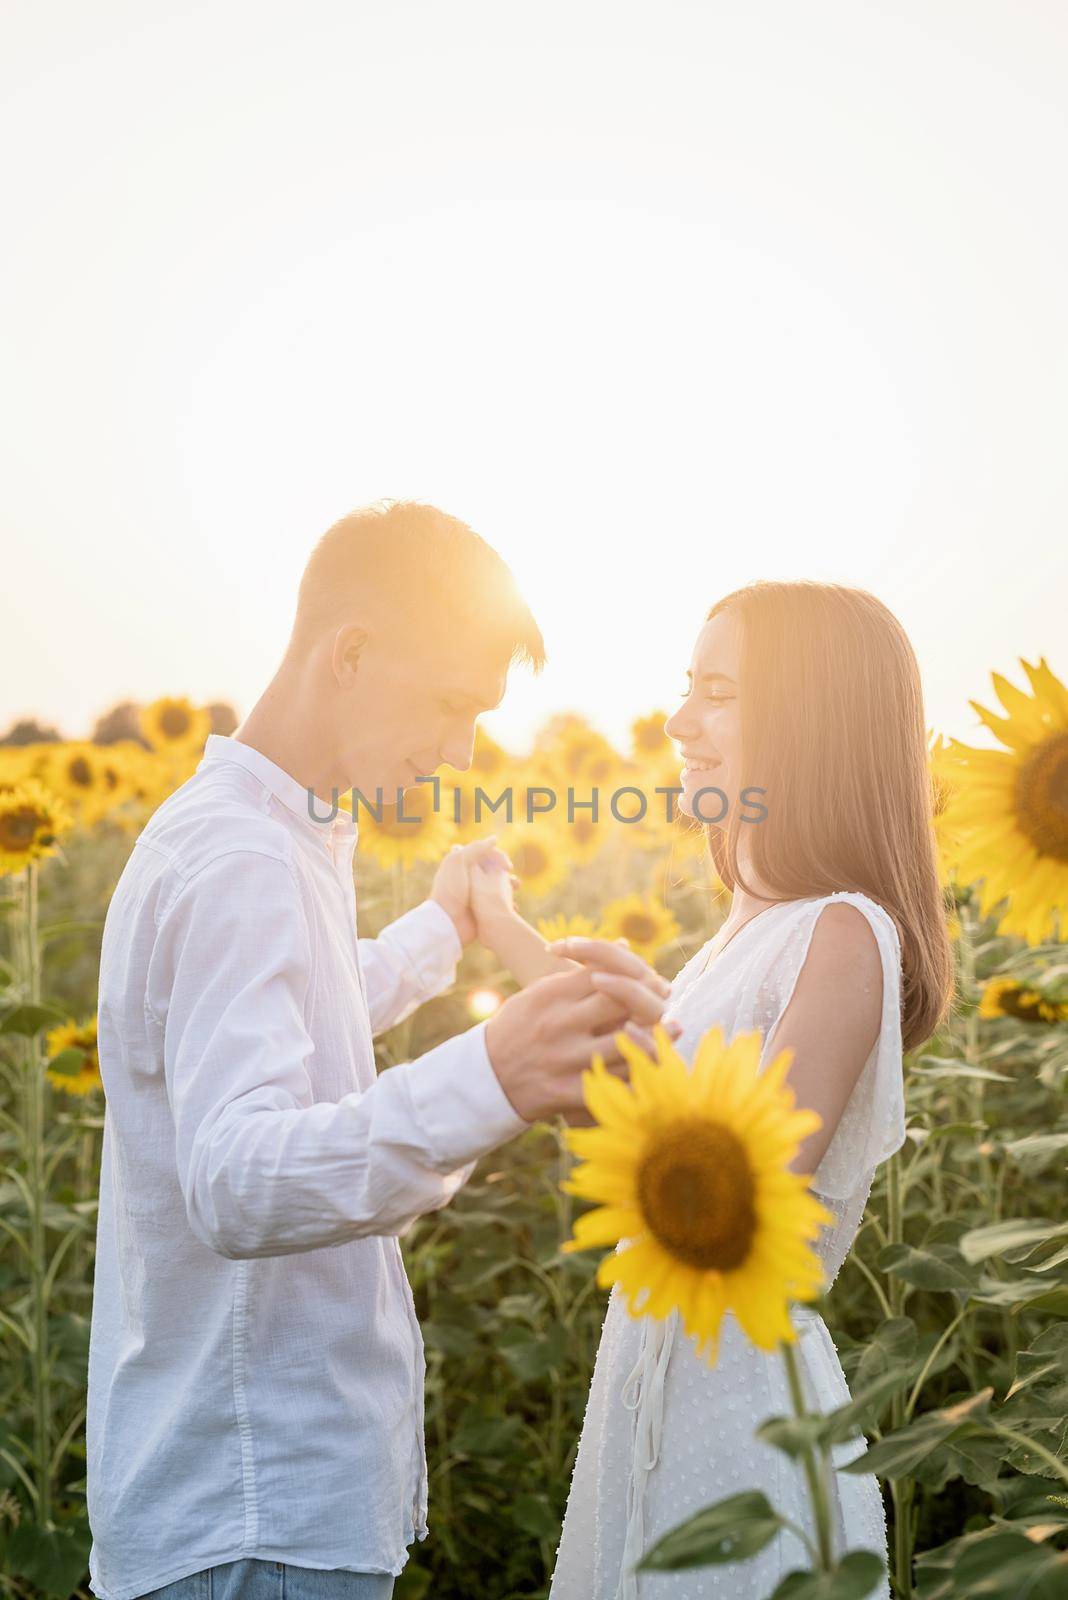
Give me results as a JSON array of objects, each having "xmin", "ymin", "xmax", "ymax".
[{"xmin": 549, "ymin": 891, "xmax": 906, "ymax": 1600}]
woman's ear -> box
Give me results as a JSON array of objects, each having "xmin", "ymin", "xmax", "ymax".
[{"xmin": 333, "ymin": 624, "xmax": 370, "ymax": 687}]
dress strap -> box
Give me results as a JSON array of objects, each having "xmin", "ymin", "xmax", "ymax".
[{"xmin": 617, "ymin": 1308, "xmax": 677, "ymax": 1600}]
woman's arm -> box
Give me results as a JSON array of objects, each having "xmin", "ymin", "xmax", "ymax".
[
  {"xmin": 762, "ymin": 902, "xmax": 884, "ymax": 1178},
  {"xmin": 470, "ymin": 854, "xmax": 579, "ymax": 986}
]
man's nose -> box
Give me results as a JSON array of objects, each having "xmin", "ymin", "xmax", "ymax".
[{"xmin": 441, "ymin": 734, "xmax": 475, "ymax": 773}]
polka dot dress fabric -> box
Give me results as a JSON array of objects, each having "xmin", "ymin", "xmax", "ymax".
[{"xmin": 549, "ymin": 893, "xmax": 906, "ymax": 1600}]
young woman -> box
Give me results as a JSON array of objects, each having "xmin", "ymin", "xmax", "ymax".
[{"xmin": 471, "ymin": 580, "xmax": 954, "ymax": 1600}]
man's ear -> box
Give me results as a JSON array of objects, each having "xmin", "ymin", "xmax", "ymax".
[{"xmin": 333, "ymin": 624, "xmax": 370, "ymax": 687}]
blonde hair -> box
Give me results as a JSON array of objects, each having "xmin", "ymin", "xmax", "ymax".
[
  {"xmin": 706, "ymin": 580, "xmax": 954, "ymax": 1053},
  {"xmin": 290, "ymin": 499, "xmax": 545, "ymax": 671}
]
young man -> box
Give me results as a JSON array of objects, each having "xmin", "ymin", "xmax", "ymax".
[{"xmin": 87, "ymin": 501, "xmax": 672, "ymax": 1600}]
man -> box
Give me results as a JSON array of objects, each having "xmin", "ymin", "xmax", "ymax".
[{"xmin": 87, "ymin": 501, "xmax": 673, "ymax": 1600}]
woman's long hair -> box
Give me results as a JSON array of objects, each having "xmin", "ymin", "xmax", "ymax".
[{"xmin": 705, "ymin": 580, "xmax": 954, "ymax": 1052}]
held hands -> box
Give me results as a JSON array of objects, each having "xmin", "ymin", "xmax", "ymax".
[
  {"xmin": 485, "ymin": 940, "xmax": 682, "ymax": 1126},
  {"xmin": 430, "ymin": 840, "xmax": 683, "ymax": 1124},
  {"xmin": 429, "ymin": 838, "xmax": 517, "ymax": 947}
]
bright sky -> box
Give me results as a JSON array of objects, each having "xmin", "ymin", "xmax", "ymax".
[{"xmin": 2, "ymin": 1, "xmax": 1065, "ymax": 757}]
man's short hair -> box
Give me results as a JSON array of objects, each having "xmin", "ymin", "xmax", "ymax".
[{"xmin": 290, "ymin": 500, "xmax": 546, "ymax": 672}]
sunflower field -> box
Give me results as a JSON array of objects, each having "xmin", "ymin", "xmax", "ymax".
[{"xmin": 1, "ymin": 665, "xmax": 1067, "ymax": 1600}]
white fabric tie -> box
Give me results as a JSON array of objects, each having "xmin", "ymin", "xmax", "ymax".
[{"xmin": 616, "ymin": 1303, "xmax": 824, "ymax": 1599}]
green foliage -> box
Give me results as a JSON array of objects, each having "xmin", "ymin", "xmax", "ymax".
[{"xmin": 1, "ymin": 822, "xmax": 1067, "ymax": 1600}]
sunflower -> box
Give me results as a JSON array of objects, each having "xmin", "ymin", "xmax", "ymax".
[
  {"xmin": 45, "ymin": 1016, "xmax": 102, "ymax": 1096},
  {"xmin": 468, "ymin": 728, "xmax": 511, "ymax": 784},
  {"xmin": 356, "ymin": 781, "xmax": 450, "ymax": 869},
  {"xmin": 631, "ymin": 711, "xmax": 673, "ymax": 763},
  {"xmin": 0, "ymin": 745, "xmax": 36, "ymax": 793},
  {"xmin": 536, "ymin": 912, "xmax": 608, "ymax": 942},
  {"xmin": 562, "ymin": 810, "xmax": 606, "ymax": 864},
  {"xmin": 140, "ymin": 697, "xmax": 212, "ymax": 753},
  {"xmin": 938, "ymin": 658, "xmax": 1068, "ymax": 944},
  {"xmin": 0, "ymin": 780, "xmax": 72, "ymax": 876},
  {"xmin": 599, "ymin": 892, "xmax": 680, "ymax": 964},
  {"xmin": 500, "ymin": 827, "xmax": 568, "ymax": 899},
  {"xmin": 562, "ymin": 1024, "xmax": 833, "ymax": 1363},
  {"xmin": 979, "ymin": 976, "xmax": 1068, "ymax": 1025}
]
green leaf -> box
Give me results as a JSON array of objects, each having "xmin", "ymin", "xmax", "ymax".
[
  {"xmin": 7, "ymin": 1517, "xmax": 91, "ymax": 1598},
  {"xmin": 840, "ymin": 1388, "xmax": 994, "ymax": 1480},
  {"xmin": 511, "ymin": 1492, "xmax": 559, "ymax": 1540},
  {"xmin": 1007, "ymin": 1325, "xmax": 1068, "ymax": 1401},
  {"xmin": 451, "ymin": 1411, "xmax": 522, "ymax": 1458},
  {"xmin": 1003, "ymin": 1132, "xmax": 1068, "ymax": 1167},
  {"xmin": 637, "ymin": 1490, "xmax": 785, "ymax": 1570},
  {"xmin": 756, "ymin": 1414, "xmax": 827, "ymax": 1459},
  {"xmin": 767, "ymin": 1551, "xmax": 886, "ymax": 1599},
  {"xmin": 498, "ymin": 1322, "xmax": 568, "ymax": 1383},
  {"xmin": 0, "ymin": 1003, "xmax": 66, "ymax": 1037},
  {"xmin": 959, "ymin": 1219, "xmax": 1068, "ymax": 1265},
  {"xmin": 876, "ymin": 1243, "xmax": 978, "ymax": 1294},
  {"xmin": 914, "ymin": 1527, "xmax": 1068, "ymax": 1598},
  {"xmin": 420, "ymin": 1319, "xmax": 478, "ymax": 1359},
  {"xmin": 38, "ymin": 918, "xmax": 103, "ymax": 942},
  {"xmin": 45, "ymin": 1047, "xmax": 87, "ymax": 1078},
  {"xmin": 914, "ymin": 1056, "xmax": 1013, "ymax": 1083}
]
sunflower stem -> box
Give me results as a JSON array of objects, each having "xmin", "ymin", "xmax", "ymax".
[
  {"xmin": 15, "ymin": 863, "xmax": 53, "ymax": 1528},
  {"xmin": 780, "ymin": 1335, "xmax": 836, "ymax": 1573}
]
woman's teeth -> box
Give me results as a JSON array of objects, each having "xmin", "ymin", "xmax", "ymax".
[{"xmin": 683, "ymin": 758, "xmax": 719, "ymax": 771}]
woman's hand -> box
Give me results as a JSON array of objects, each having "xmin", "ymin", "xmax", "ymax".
[
  {"xmin": 430, "ymin": 838, "xmax": 514, "ymax": 946},
  {"xmin": 469, "ymin": 847, "xmax": 519, "ymax": 941}
]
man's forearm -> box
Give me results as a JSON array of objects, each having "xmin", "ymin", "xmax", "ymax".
[{"xmin": 180, "ymin": 1023, "xmax": 527, "ymax": 1260}]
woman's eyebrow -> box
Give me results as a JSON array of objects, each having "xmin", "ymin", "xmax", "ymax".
[{"xmin": 697, "ymin": 671, "xmax": 736, "ymax": 684}]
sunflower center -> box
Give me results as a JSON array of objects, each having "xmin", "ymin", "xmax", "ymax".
[
  {"xmin": 635, "ymin": 723, "xmax": 668, "ymax": 755},
  {"xmin": 621, "ymin": 912, "xmax": 658, "ymax": 945},
  {"xmin": 0, "ymin": 806, "xmax": 42, "ymax": 850},
  {"xmin": 159, "ymin": 706, "xmax": 192, "ymax": 739},
  {"xmin": 1014, "ymin": 731, "xmax": 1068, "ymax": 863},
  {"xmin": 514, "ymin": 841, "xmax": 548, "ymax": 877},
  {"xmin": 68, "ymin": 757, "xmax": 92, "ymax": 788},
  {"xmin": 636, "ymin": 1118, "xmax": 757, "ymax": 1271},
  {"xmin": 996, "ymin": 984, "xmax": 1054, "ymax": 1024}
]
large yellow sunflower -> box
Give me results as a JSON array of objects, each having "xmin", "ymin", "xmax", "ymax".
[
  {"xmin": 45, "ymin": 1016, "xmax": 102, "ymax": 1096},
  {"xmin": 355, "ymin": 781, "xmax": 450, "ymax": 869},
  {"xmin": 599, "ymin": 892, "xmax": 680, "ymax": 964},
  {"xmin": 500, "ymin": 826, "xmax": 568, "ymax": 899},
  {"xmin": 0, "ymin": 780, "xmax": 72, "ymax": 876},
  {"xmin": 562, "ymin": 1024, "xmax": 834, "ymax": 1364},
  {"xmin": 140, "ymin": 697, "xmax": 212, "ymax": 754},
  {"xmin": 979, "ymin": 976, "xmax": 1068, "ymax": 1025},
  {"xmin": 562, "ymin": 810, "xmax": 606, "ymax": 864},
  {"xmin": 939, "ymin": 658, "xmax": 1068, "ymax": 945},
  {"xmin": 630, "ymin": 710, "xmax": 673, "ymax": 763}
]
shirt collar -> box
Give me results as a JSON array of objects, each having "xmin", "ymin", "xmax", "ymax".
[{"xmin": 199, "ymin": 734, "xmax": 358, "ymax": 841}]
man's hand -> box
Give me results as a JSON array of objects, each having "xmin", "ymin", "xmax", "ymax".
[
  {"xmin": 484, "ymin": 946, "xmax": 680, "ymax": 1123},
  {"xmin": 430, "ymin": 838, "xmax": 514, "ymax": 946}
]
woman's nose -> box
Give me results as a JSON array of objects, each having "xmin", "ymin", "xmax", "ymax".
[{"xmin": 664, "ymin": 705, "xmax": 690, "ymax": 740}]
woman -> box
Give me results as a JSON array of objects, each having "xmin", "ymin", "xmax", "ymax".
[{"xmin": 471, "ymin": 580, "xmax": 954, "ymax": 1599}]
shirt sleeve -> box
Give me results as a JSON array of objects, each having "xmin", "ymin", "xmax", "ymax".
[
  {"xmin": 357, "ymin": 897, "xmax": 463, "ymax": 1036},
  {"xmin": 151, "ymin": 850, "xmax": 529, "ymax": 1261}
]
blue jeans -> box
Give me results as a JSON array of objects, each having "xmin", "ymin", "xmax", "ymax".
[{"xmin": 135, "ymin": 1559, "xmax": 395, "ymax": 1600}]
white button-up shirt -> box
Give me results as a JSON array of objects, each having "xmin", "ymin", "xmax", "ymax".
[{"xmin": 87, "ymin": 734, "xmax": 528, "ymax": 1600}]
